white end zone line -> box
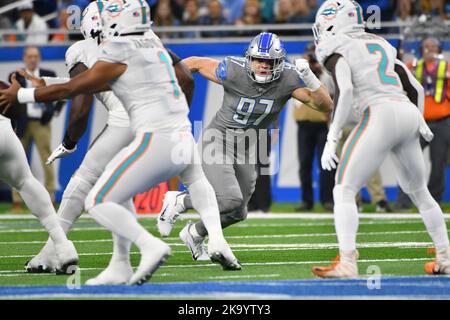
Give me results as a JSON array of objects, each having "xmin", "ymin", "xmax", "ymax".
[{"xmin": 0, "ymin": 213, "xmax": 449, "ymax": 220}]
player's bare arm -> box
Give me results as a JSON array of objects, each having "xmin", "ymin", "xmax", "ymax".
[
  {"xmin": 182, "ymin": 56, "xmax": 221, "ymax": 84},
  {"xmin": 64, "ymin": 62, "xmax": 94, "ymax": 146},
  {"xmin": 0, "ymin": 61, "xmax": 126, "ymax": 107},
  {"xmin": 291, "ymin": 85, "xmax": 333, "ymax": 113},
  {"xmin": 174, "ymin": 61, "xmax": 195, "ymax": 105}
]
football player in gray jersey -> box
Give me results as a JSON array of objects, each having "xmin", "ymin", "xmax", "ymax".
[{"xmin": 157, "ymin": 32, "xmax": 333, "ymax": 260}]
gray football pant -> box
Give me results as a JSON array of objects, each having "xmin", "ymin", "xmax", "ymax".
[{"xmin": 184, "ymin": 154, "xmax": 257, "ymax": 237}]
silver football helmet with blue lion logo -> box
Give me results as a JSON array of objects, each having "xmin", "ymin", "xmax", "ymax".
[{"xmin": 245, "ymin": 32, "xmax": 286, "ymax": 84}]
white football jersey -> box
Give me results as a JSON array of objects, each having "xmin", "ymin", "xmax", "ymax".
[
  {"xmin": 317, "ymin": 32, "xmax": 410, "ymax": 114},
  {"xmin": 97, "ymin": 36, "xmax": 191, "ymax": 133},
  {"xmin": 65, "ymin": 39, "xmax": 130, "ymax": 127}
]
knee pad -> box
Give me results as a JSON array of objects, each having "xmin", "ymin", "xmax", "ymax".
[
  {"xmin": 333, "ymin": 184, "xmax": 357, "ymax": 205},
  {"xmin": 217, "ymin": 196, "xmax": 243, "ymax": 214}
]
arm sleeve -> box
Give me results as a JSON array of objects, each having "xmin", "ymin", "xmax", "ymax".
[
  {"xmin": 394, "ymin": 58, "xmax": 425, "ymax": 114},
  {"xmin": 326, "ymin": 54, "xmax": 354, "ymax": 140}
]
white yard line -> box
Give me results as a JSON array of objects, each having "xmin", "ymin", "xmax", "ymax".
[
  {"xmin": 0, "ymin": 241, "xmax": 434, "ymax": 260},
  {"xmin": 0, "ymin": 229, "xmax": 439, "ymax": 245}
]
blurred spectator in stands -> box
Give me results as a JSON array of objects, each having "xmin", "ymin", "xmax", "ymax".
[
  {"xmin": 154, "ymin": 0, "xmax": 181, "ymax": 39},
  {"xmin": 14, "ymin": 3, "xmax": 48, "ymax": 45},
  {"xmin": 273, "ymin": 0, "xmax": 296, "ymax": 35},
  {"xmin": 288, "ymin": 0, "xmax": 315, "ymax": 23},
  {"xmin": 182, "ymin": 0, "xmax": 201, "ymax": 38},
  {"xmin": 293, "ymin": 44, "xmax": 334, "ymax": 212},
  {"xmin": 199, "ymin": 0, "xmax": 229, "ymax": 38},
  {"xmin": 9, "ymin": 47, "xmax": 64, "ymax": 211},
  {"xmin": 235, "ymin": 0, "xmax": 267, "ymax": 36},
  {"xmin": 150, "ymin": 0, "xmax": 185, "ymax": 21},
  {"xmin": 221, "ymin": 0, "xmax": 246, "ymax": 24},
  {"xmin": 260, "ymin": 0, "xmax": 276, "ymax": 22},
  {"xmin": 395, "ymin": 37, "xmax": 450, "ymax": 210},
  {"xmin": 358, "ymin": 0, "xmax": 394, "ymax": 21},
  {"xmin": 420, "ymin": 0, "xmax": 448, "ymax": 19}
]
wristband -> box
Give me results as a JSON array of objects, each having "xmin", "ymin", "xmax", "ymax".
[
  {"xmin": 17, "ymin": 88, "xmax": 36, "ymax": 104},
  {"xmin": 302, "ymin": 70, "xmax": 322, "ymax": 92},
  {"xmin": 63, "ymin": 133, "xmax": 77, "ymax": 150}
]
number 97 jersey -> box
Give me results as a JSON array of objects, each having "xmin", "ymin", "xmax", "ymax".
[
  {"xmin": 316, "ymin": 33, "xmax": 408, "ymax": 111},
  {"xmin": 208, "ymin": 56, "xmax": 305, "ymax": 133}
]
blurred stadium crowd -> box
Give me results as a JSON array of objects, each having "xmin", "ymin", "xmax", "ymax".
[{"xmin": 0, "ymin": 0, "xmax": 449, "ymax": 43}]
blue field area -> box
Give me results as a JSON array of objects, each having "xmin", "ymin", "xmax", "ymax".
[{"xmin": 1, "ymin": 276, "xmax": 450, "ymax": 299}]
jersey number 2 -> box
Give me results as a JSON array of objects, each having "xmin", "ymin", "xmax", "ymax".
[
  {"xmin": 366, "ymin": 43, "xmax": 399, "ymax": 86},
  {"xmin": 233, "ymin": 97, "xmax": 274, "ymax": 126}
]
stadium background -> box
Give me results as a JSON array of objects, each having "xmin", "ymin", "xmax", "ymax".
[{"xmin": 0, "ymin": 39, "xmax": 449, "ymax": 204}]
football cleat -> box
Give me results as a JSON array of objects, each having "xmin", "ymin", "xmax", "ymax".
[
  {"xmin": 312, "ymin": 251, "xmax": 359, "ymax": 278},
  {"xmin": 128, "ymin": 239, "xmax": 171, "ymax": 286},
  {"xmin": 25, "ymin": 239, "xmax": 58, "ymax": 273},
  {"xmin": 424, "ymin": 259, "xmax": 450, "ymax": 275},
  {"xmin": 86, "ymin": 260, "xmax": 133, "ymax": 285},
  {"xmin": 54, "ymin": 240, "xmax": 79, "ymax": 275},
  {"xmin": 179, "ymin": 222, "xmax": 208, "ymax": 261},
  {"xmin": 208, "ymin": 240, "xmax": 242, "ymax": 271},
  {"xmin": 157, "ymin": 191, "xmax": 183, "ymax": 237}
]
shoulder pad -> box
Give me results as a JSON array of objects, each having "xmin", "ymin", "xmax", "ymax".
[
  {"xmin": 65, "ymin": 40, "xmax": 86, "ymax": 73},
  {"xmin": 99, "ymin": 39, "xmax": 131, "ymax": 63},
  {"xmin": 315, "ymin": 35, "xmax": 345, "ymax": 66}
]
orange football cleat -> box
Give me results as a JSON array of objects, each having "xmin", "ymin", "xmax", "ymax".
[{"xmin": 312, "ymin": 251, "xmax": 359, "ymax": 278}]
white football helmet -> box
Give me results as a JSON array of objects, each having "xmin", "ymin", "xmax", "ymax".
[
  {"xmin": 312, "ymin": 0, "xmax": 365, "ymax": 44},
  {"xmin": 80, "ymin": 1, "xmax": 104, "ymax": 42},
  {"xmin": 100, "ymin": 0, "xmax": 151, "ymax": 39}
]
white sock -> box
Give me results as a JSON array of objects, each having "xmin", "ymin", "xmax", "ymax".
[
  {"xmin": 420, "ymin": 205, "xmax": 450, "ymax": 253},
  {"xmin": 18, "ymin": 176, "xmax": 67, "ymax": 244},
  {"xmin": 111, "ymin": 233, "xmax": 132, "ymax": 262},
  {"xmin": 57, "ymin": 175, "xmax": 93, "ymax": 233},
  {"xmin": 334, "ymin": 202, "xmax": 359, "ymax": 253},
  {"xmin": 333, "ymin": 185, "xmax": 359, "ymax": 253},
  {"xmin": 187, "ymin": 177, "xmax": 224, "ymax": 243},
  {"xmin": 110, "ymin": 201, "xmax": 134, "ymax": 262},
  {"xmin": 89, "ymin": 202, "xmax": 155, "ymax": 249},
  {"xmin": 408, "ymin": 187, "xmax": 450, "ymax": 254}
]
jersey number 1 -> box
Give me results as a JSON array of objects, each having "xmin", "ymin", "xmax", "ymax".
[{"xmin": 366, "ymin": 43, "xmax": 399, "ymax": 86}]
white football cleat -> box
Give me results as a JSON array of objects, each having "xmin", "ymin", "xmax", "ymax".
[
  {"xmin": 25, "ymin": 239, "xmax": 59, "ymax": 273},
  {"xmin": 128, "ymin": 238, "xmax": 171, "ymax": 286},
  {"xmin": 86, "ymin": 260, "xmax": 133, "ymax": 285},
  {"xmin": 208, "ymin": 239, "xmax": 242, "ymax": 271},
  {"xmin": 179, "ymin": 222, "xmax": 208, "ymax": 261},
  {"xmin": 53, "ymin": 240, "xmax": 79, "ymax": 275},
  {"xmin": 157, "ymin": 191, "xmax": 183, "ymax": 237},
  {"xmin": 312, "ymin": 251, "xmax": 359, "ymax": 278}
]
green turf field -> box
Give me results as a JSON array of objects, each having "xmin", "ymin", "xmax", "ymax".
[{"xmin": 0, "ymin": 211, "xmax": 449, "ymax": 288}]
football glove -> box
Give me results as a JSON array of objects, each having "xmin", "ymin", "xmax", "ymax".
[
  {"xmin": 46, "ymin": 143, "xmax": 76, "ymax": 165},
  {"xmin": 294, "ymin": 58, "xmax": 321, "ymax": 91},
  {"xmin": 321, "ymin": 134, "xmax": 340, "ymax": 171}
]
